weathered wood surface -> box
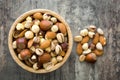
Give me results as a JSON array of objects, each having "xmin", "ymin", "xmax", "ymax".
[{"xmin": 0, "ymin": 0, "xmax": 120, "ymax": 80}]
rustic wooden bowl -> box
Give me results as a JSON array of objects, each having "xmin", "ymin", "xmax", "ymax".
[{"xmin": 8, "ymin": 9, "xmax": 73, "ymax": 73}]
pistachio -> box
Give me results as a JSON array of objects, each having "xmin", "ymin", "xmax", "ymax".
[
  {"xmin": 16, "ymin": 23, "xmax": 24, "ymax": 30},
  {"xmin": 43, "ymin": 13, "xmax": 51, "ymax": 20},
  {"xmin": 51, "ymin": 25, "xmax": 58, "ymax": 32},
  {"xmin": 51, "ymin": 40, "xmax": 58, "ymax": 51},
  {"xmin": 74, "ymin": 35, "xmax": 83, "ymax": 42},
  {"xmin": 35, "ymin": 48, "xmax": 44, "ymax": 56},
  {"xmin": 30, "ymin": 46, "xmax": 36, "ymax": 53},
  {"xmin": 50, "ymin": 52, "xmax": 57, "ymax": 57},
  {"xmin": 51, "ymin": 57, "xmax": 58, "ymax": 65},
  {"xmin": 55, "ymin": 44, "xmax": 62, "ymax": 55},
  {"xmin": 12, "ymin": 41, "xmax": 17, "ymax": 49},
  {"xmin": 26, "ymin": 16, "xmax": 32, "ymax": 21},
  {"xmin": 56, "ymin": 33, "xmax": 64, "ymax": 43},
  {"xmin": 18, "ymin": 54, "xmax": 23, "ymax": 60},
  {"xmin": 34, "ymin": 19, "xmax": 40, "ymax": 25},
  {"xmin": 80, "ymin": 29, "xmax": 88, "ymax": 36},
  {"xmin": 79, "ymin": 55, "xmax": 86, "ymax": 62},
  {"xmin": 50, "ymin": 17, "xmax": 57, "ymax": 23},
  {"xmin": 43, "ymin": 62, "xmax": 54, "ymax": 71},
  {"xmin": 57, "ymin": 56, "xmax": 63, "ymax": 62}
]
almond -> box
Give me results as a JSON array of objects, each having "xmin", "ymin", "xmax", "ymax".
[
  {"xmin": 33, "ymin": 12, "xmax": 42, "ymax": 20},
  {"xmin": 93, "ymin": 49, "xmax": 103, "ymax": 56},
  {"xmin": 58, "ymin": 23, "xmax": 67, "ymax": 36},
  {"xmin": 40, "ymin": 20, "xmax": 52, "ymax": 31},
  {"xmin": 92, "ymin": 33, "xmax": 99, "ymax": 44},
  {"xmin": 81, "ymin": 36, "xmax": 89, "ymax": 44},
  {"xmin": 99, "ymin": 36, "xmax": 106, "ymax": 46},
  {"xmin": 45, "ymin": 32, "xmax": 56, "ymax": 39},
  {"xmin": 27, "ymin": 39, "xmax": 33, "ymax": 48},
  {"xmin": 76, "ymin": 43, "xmax": 83, "ymax": 55},
  {"xmin": 40, "ymin": 40, "xmax": 51, "ymax": 49}
]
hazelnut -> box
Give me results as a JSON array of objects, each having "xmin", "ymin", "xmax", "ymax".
[
  {"xmin": 51, "ymin": 25, "xmax": 58, "ymax": 32},
  {"xmin": 16, "ymin": 37, "xmax": 27, "ymax": 49},
  {"xmin": 31, "ymin": 25, "xmax": 40, "ymax": 33},
  {"xmin": 40, "ymin": 20, "xmax": 52, "ymax": 31},
  {"xmin": 57, "ymin": 56, "xmax": 63, "ymax": 62},
  {"xmin": 51, "ymin": 57, "xmax": 57, "ymax": 65},
  {"xmin": 85, "ymin": 53, "xmax": 97, "ymax": 63},
  {"xmin": 16, "ymin": 23, "xmax": 24, "ymax": 30},
  {"xmin": 56, "ymin": 33, "xmax": 64, "ymax": 43},
  {"xmin": 25, "ymin": 20, "xmax": 33, "ymax": 28},
  {"xmin": 43, "ymin": 13, "xmax": 51, "ymax": 20},
  {"xmin": 12, "ymin": 41, "xmax": 17, "ymax": 49},
  {"xmin": 25, "ymin": 31, "xmax": 34, "ymax": 39},
  {"xmin": 33, "ymin": 12, "xmax": 42, "ymax": 20},
  {"xmin": 20, "ymin": 49, "xmax": 32, "ymax": 60},
  {"xmin": 38, "ymin": 53, "xmax": 51, "ymax": 64},
  {"xmin": 60, "ymin": 42, "xmax": 68, "ymax": 51},
  {"xmin": 26, "ymin": 16, "xmax": 32, "ymax": 21},
  {"xmin": 51, "ymin": 17, "xmax": 57, "ymax": 23}
]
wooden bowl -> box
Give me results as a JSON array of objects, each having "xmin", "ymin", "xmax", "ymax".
[{"xmin": 8, "ymin": 9, "xmax": 73, "ymax": 73}]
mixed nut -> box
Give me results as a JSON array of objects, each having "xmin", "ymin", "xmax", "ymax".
[
  {"xmin": 12, "ymin": 12, "xmax": 68, "ymax": 70},
  {"xmin": 74, "ymin": 25, "xmax": 106, "ymax": 63}
]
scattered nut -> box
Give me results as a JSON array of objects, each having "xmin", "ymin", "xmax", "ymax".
[
  {"xmin": 99, "ymin": 36, "xmax": 106, "ymax": 46},
  {"xmin": 81, "ymin": 36, "xmax": 89, "ymax": 44},
  {"xmin": 92, "ymin": 33, "xmax": 99, "ymax": 44},
  {"xmin": 82, "ymin": 49, "xmax": 91, "ymax": 55},
  {"xmin": 85, "ymin": 53, "xmax": 97, "ymax": 63},
  {"xmin": 96, "ymin": 42, "xmax": 103, "ymax": 50},
  {"xmin": 80, "ymin": 29, "xmax": 88, "ymax": 36},
  {"xmin": 88, "ymin": 32, "xmax": 95, "ymax": 38},
  {"xmin": 82, "ymin": 43, "xmax": 88, "ymax": 50},
  {"xmin": 93, "ymin": 49, "xmax": 103, "ymax": 56},
  {"xmin": 79, "ymin": 55, "xmax": 86, "ymax": 62},
  {"xmin": 74, "ymin": 35, "xmax": 83, "ymax": 42},
  {"xmin": 76, "ymin": 43, "xmax": 83, "ymax": 55},
  {"xmin": 97, "ymin": 28, "xmax": 104, "ymax": 35},
  {"xmin": 88, "ymin": 25, "xmax": 96, "ymax": 32}
]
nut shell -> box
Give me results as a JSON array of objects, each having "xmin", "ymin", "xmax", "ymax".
[{"xmin": 20, "ymin": 49, "xmax": 31, "ymax": 60}]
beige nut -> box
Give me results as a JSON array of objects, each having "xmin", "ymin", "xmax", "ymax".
[
  {"xmin": 18, "ymin": 54, "xmax": 23, "ymax": 60},
  {"xmin": 50, "ymin": 52, "xmax": 57, "ymax": 57},
  {"xmin": 51, "ymin": 17, "xmax": 57, "ymax": 23},
  {"xmin": 30, "ymin": 46, "xmax": 36, "ymax": 53},
  {"xmin": 82, "ymin": 43, "xmax": 88, "ymax": 50},
  {"xmin": 16, "ymin": 23, "xmax": 24, "ymax": 30},
  {"xmin": 25, "ymin": 20, "xmax": 33, "ymax": 28},
  {"xmin": 34, "ymin": 19, "xmax": 40, "ymax": 25},
  {"xmin": 74, "ymin": 35, "xmax": 83, "ymax": 42},
  {"xmin": 51, "ymin": 40, "xmax": 58, "ymax": 51},
  {"xmin": 79, "ymin": 55, "xmax": 86, "ymax": 62},
  {"xmin": 82, "ymin": 49, "xmax": 91, "ymax": 55},
  {"xmin": 33, "ymin": 63, "xmax": 39, "ymax": 70},
  {"xmin": 96, "ymin": 42, "xmax": 103, "ymax": 50},
  {"xmin": 43, "ymin": 13, "xmax": 51, "ymax": 20},
  {"xmin": 31, "ymin": 25, "xmax": 40, "ymax": 33},
  {"xmin": 33, "ymin": 36, "xmax": 40, "ymax": 43},
  {"xmin": 40, "ymin": 38, "xmax": 45, "ymax": 43},
  {"xmin": 55, "ymin": 44, "xmax": 62, "ymax": 55},
  {"xmin": 88, "ymin": 25, "xmax": 96, "ymax": 32},
  {"xmin": 57, "ymin": 56, "xmax": 63, "ymax": 62},
  {"xmin": 26, "ymin": 16, "xmax": 32, "ymax": 21},
  {"xmin": 51, "ymin": 25, "xmax": 58, "ymax": 32},
  {"xmin": 56, "ymin": 33, "xmax": 64, "ymax": 43},
  {"xmin": 35, "ymin": 48, "xmax": 44, "ymax": 56},
  {"xmin": 45, "ymin": 47, "xmax": 51, "ymax": 52},
  {"xmin": 88, "ymin": 32, "xmax": 95, "ymax": 38},
  {"xmin": 43, "ymin": 62, "xmax": 54, "ymax": 71},
  {"xmin": 97, "ymin": 28, "xmax": 104, "ymax": 35},
  {"xmin": 25, "ymin": 31, "xmax": 34, "ymax": 39},
  {"xmin": 80, "ymin": 29, "xmax": 88, "ymax": 36},
  {"xmin": 12, "ymin": 41, "xmax": 17, "ymax": 49},
  {"xmin": 51, "ymin": 57, "xmax": 58, "ymax": 65}
]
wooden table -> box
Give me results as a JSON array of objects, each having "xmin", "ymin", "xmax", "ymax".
[{"xmin": 0, "ymin": 0, "xmax": 120, "ymax": 80}]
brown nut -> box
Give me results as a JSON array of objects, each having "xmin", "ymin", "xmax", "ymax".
[
  {"xmin": 93, "ymin": 49, "xmax": 103, "ymax": 56},
  {"xmin": 99, "ymin": 36, "xmax": 106, "ymax": 46},
  {"xmin": 58, "ymin": 23, "xmax": 67, "ymax": 36},
  {"xmin": 56, "ymin": 33, "xmax": 64, "ymax": 43},
  {"xmin": 89, "ymin": 43, "xmax": 95, "ymax": 50},
  {"xmin": 16, "ymin": 37, "xmax": 27, "ymax": 49},
  {"xmin": 92, "ymin": 33, "xmax": 99, "ymax": 44},
  {"xmin": 33, "ymin": 12, "xmax": 42, "ymax": 20},
  {"xmin": 85, "ymin": 53, "xmax": 97, "ymax": 63},
  {"xmin": 40, "ymin": 20, "xmax": 52, "ymax": 31},
  {"xmin": 60, "ymin": 51, "xmax": 66, "ymax": 57},
  {"xmin": 81, "ymin": 36, "xmax": 89, "ymax": 44},
  {"xmin": 20, "ymin": 49, "xmax": 32, "ymax": 60},
  {"xmin": 60, "ymin": 42, "xmax": 68, "ymax": 51},
  {"xmin": 38, "ymin": 53, "xmax": 51, "ymax": 64},
  {"xmin": 27, "ymin": 39, "xmax": 33, "ymax": 48},
  {"xmin": 76, "ymin": 43, "xmax": 83, "ymax": 55},
  {"xmin": 40, "ymin": 40, "xmax": 51, "ymax": 49},
  {"xmin": 45, "ymin": 32, "xmax": 56, "ymax": 39}
]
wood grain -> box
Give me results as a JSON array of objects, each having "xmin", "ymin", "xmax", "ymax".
[{"xmin": 0, "ymin": 0, "xmax": 120, "ymax": 80}]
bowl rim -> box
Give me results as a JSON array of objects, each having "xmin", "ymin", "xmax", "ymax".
[{"xmin": 8, "ymin": 9, "xmax": 73, "ymax": 73}]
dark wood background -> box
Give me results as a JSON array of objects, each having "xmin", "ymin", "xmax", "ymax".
[{"xmin": 0, "ymin": 0, "xmax": 120, "ymax": 80}]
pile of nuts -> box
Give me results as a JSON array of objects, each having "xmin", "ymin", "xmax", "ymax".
[
  {"xmin": 12, "ymin": 12, "xmax": 68, "ymax": 70},
  {"xmin": 74, "ymin": 25, "xmax": 106, "ymax": 63}
]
